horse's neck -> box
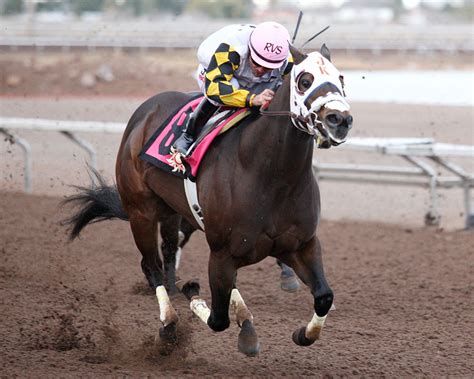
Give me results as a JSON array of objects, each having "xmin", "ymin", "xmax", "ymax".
[{"xmin": 241, "ymin": 78, "xmax": 315, "ymax": 180}]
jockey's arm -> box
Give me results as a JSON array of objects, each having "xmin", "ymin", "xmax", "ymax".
[{"xmin": 204, "ymin": 43, "xmax": 256, "ymax": 108}]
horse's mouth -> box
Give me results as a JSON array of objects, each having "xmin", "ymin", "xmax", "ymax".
[
  {"xmin": 315, "ymin": 133, "xmax": 344, "ymax": 149},
  {"xmin": 321, "ymin": 112, "xmax": 353, "ymax": 146}
]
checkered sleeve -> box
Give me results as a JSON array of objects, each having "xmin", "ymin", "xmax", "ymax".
[{"xmin": 204, "ymin": 43, "xmax": 255, "ymax": 108}]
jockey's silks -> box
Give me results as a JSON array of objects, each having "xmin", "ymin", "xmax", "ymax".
[{"xmin": 196, "ymin": 24, "xmax": 293, "ymax": 107}]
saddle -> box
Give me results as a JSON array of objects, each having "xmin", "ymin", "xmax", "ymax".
[{"xmin": 139, "ymin": 95, "xmax": 255, "ymax": 181}]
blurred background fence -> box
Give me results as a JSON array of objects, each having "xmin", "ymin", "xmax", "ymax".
[{"xmin": 1, "ymin": 0, "xmax": 473, "ymax": 53}]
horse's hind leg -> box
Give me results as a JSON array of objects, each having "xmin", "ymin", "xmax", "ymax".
[
  {"xmin": 160, "ymin": 214, "xmax": 181, "ymax": 294},
  {"xmin": 179, "ymin": 218, "xmax": 197, "ymax": 249},
  {"xmin": 175, "ymin": 217, "xmax": 197, "ymax": 270},
  {"xmin": 128, "ymin": 210, "xmax": 178, "ymax": 337},
  {"xmin": 277, "ymin": 259, "xmax": 300, "ymax": 292},
  {"xmin": 278, "ymin": 236, "xmax": 333, "ymax": 347}
]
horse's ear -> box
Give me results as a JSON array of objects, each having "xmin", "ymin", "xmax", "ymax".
[
  {"xmin": 320, "ymin": 43, "xmax": 331, "ymax": 62},
  {"xmin": 289, "ymin": 44, "xmax": 307, "ymax": 65}
]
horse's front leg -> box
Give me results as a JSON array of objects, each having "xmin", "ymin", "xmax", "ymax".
[
  {"xmin": 176, "ymin": 251, "xmax": 235, "ymax": 332},
  {"xmin": 278, "ymin": 236, "xmax": 333, "ymax": 346},
  {"xmin": 207, "ymin": 251, "xmax": 236, "ymax": 332},
  {"xmin": 230, "ymin": 287, "xmax": 260, "ymax": 356}
]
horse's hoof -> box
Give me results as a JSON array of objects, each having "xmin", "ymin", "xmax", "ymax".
[
  {"xmin": 238, "ymin": 319, "xmax": 260, "ymax": 357},
  {"xmin": 280, "ymin": 274, "xmax": 300, "ymax": 293},
  {"xmin": 292, "ymin": 326, "xmax": 315, "ymax": 347},
  {"xmin": 159, "ymin": 322, "xmax": 178, "ymax": 343},
  {"xmin": 175, "ymin": 278, "xmax": 200, "ymax": 300},
  {"xmin": 155, "ymin": 322, "xmax": 178, "ymax": 356}
]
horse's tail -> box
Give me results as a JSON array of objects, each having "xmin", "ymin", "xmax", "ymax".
[{"xmin": 61, "ymin": 168, "xmax": 128, "ymax": 241}]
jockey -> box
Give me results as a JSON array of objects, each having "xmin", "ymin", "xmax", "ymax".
[{"xmin": 173, "ymin": 21, "xmax": 293, "ymax": 156}]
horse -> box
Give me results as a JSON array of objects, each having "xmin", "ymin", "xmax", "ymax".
[{"xmin": 64, "ymin": 44, "xmax": 353, "ymax": 356}]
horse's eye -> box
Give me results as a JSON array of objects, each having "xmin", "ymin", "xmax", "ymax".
[{"xmin": 298, "ymin": 73, "xmax": 314, "ymax": 92}]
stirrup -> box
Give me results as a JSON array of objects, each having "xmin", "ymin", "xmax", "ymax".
[{"xmin": 173, "ymin": 133, "xmax": 195, "ymax": 156}]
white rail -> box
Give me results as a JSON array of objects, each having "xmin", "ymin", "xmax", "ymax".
[
  {"xmin": 314, "ymin": 138, "xmax": 473, "ymax": 228},
  {"xmin": 1, "ymin": 22, "xmax": 472, "ymax": 53},
  {"xmin": 1, "ymin": 35, "xmax": 472, "ymax": 53},
  {"xmin": 1, "ymin": 117, "xmax": 473, "ymax": 228},
  {"xmin": 0, "ymin": 117, "xmax": 125, "ymax": 193},
  {"xmin": 0, "ymin": 117, "xmax": 124, "ymax": 134}
]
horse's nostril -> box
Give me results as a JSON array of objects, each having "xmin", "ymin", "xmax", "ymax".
[{"xmin": 346, "ymin": 115, "xmax": 353, "ymax": 129}]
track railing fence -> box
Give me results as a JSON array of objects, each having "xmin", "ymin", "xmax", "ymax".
[{"xmin": 1, "ymin": 117, "xmax": 473, "ymax": 228}]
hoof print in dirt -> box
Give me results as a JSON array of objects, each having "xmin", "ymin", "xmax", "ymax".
[
  {"xmin": 131, "ymin": 282, "xmax": 155, "ymax": 296},
  {"xmin": 79, "ymin": 355, "xmax": 108, "ymax": 364}
]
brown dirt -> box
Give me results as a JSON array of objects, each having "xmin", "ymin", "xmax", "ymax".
[{"xmin": 0, "ymin": 192, "xmax": 473, "ymax": 377}]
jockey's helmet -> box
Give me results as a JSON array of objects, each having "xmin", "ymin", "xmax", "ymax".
[{"xmin": 248, "ymin": 22, "xmax": 290, "ymax": 69}]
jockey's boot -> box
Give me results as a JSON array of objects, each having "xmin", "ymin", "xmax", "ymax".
[{"xmin": 173, "ymin": 97, "xmax": 218, "ymax": 156}]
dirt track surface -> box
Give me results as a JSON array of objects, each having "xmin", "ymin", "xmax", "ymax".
[{"xmin": 1, "ymin": 192, "xmax": 473, "ymax": 377}]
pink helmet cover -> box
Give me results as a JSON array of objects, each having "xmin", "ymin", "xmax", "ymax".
[{"xmin": 249, "ymin": 22, "xmax": 290, "ymax": 69}]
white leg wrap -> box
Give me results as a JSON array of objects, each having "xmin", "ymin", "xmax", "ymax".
[
  {"xmin": 230, "ymin": 289, "xmax": 253, "ymax": 326},
  {"xmin": 190, "ymin": 297, "xmax": 211, "ymax": 324},
  {"xmin": 156, "ymin": 285, "xmax": 178, "ymax": 326},
  {"xmin": 305, "ymin": 312, "xmax": 327, "ymax": 340}
]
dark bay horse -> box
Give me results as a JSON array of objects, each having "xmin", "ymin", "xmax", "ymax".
[{"xmin": 64, "ymin": 45, "xmax": 353, "ymax": 356}]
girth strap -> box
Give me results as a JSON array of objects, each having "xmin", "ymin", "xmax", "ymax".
[{"xmin": 184, "ymin": 178, "xmax": 205, "ymax": 230}]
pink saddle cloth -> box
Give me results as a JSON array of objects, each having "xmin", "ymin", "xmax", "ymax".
[{"xmin": 139, "ymin": 95, "xmax": 252, "ymax": 181}]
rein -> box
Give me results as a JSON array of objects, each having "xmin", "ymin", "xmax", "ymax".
[
  {"xmin": 260, "ymin": 107, "xmax": 326, "ymax": 137},
  {"xmin": 259, "ymin": 100, "xmax": 309, "ymax": 124},
  {"xmin": 260, "ymin": 108, "xmax": 306, "ymax": 122}
]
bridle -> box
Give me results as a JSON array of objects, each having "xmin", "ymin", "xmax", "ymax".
[
  {"xmin": 259, "ymin": 106, "xmax": 325, "ymax": 136},
  {"xmin": 259, "ymin": 50, "xmax": 350, "ymax": 145}
]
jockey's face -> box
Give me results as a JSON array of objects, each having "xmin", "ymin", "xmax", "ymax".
[{"xmin": 249, "ymin": 56, "xmax": 272, "ymax": 77}]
